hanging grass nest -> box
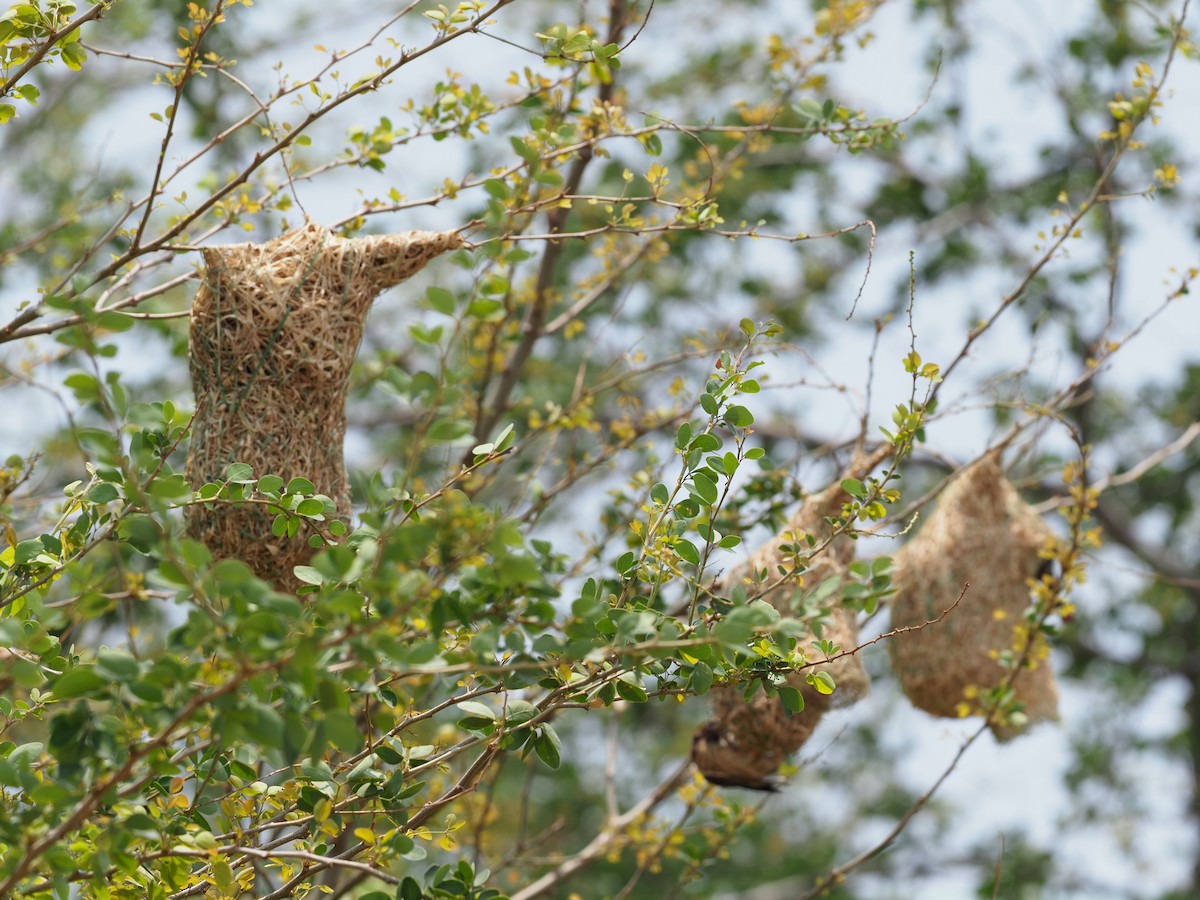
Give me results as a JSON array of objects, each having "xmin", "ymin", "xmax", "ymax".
[
  {"xmin": 887, "ymin": 455, "xmax": 1058, "ymax": 741},
  {"xmin": 185, "ymin": 222, "xmax": 464, "ymax": 587},
  {"xmin": 694, "ymin": 480, "xmax": 870, "ymax": 789}
]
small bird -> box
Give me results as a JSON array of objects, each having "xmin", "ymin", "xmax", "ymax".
[{"xmin": 691, "ymin": 721, "xmax": 783, "ymax": 792}]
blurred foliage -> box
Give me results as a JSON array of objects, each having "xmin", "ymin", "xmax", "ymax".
[{"xmin": 1, "ymin": 0, "xmax": 1199, "ymax": 898}]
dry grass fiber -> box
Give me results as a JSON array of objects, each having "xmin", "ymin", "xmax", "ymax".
[
  {"xmin": 185, "ymin": 222, "xmax": 463, "ymax": 587},
  {"xmin": 888, "ymin": 455, "xmax": 1058, "ymax": 740}
]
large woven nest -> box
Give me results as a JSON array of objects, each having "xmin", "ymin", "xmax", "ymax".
[
  {"xmin": 185, "ymin": 222, "xmax": 463, "ymax": 587},
  {"xmin": 887, "ymin": 455, "xmax": 1058, "ymax": 741},
  {"xmin": 694, "ymin": 479, "xmax": 870, "ymax": 788}
]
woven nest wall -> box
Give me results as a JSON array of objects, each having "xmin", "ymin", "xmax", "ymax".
[
  {"xmin": 887, "ymin": 455, "xmax": 1058, "ymax": 741},
  {"xmin": 185, "ymin": 223, "xmax": 463, "ymax": 587},
  {"xmin": 694, "ymin": 480, "xmax": 870, "ymax": 788}
]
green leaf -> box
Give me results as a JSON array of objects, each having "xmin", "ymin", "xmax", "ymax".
[
  {"xmin": 841, "ymin": 478, "xmax": 866, "ymax": 499},
  {"xmin": 713, "ymin": 613, "xmax": 756, "ymax": 647},
  {"xmin": 258, "ymin": 474, "xmax": 284, "ymax": 494},
  {"xmin": 504, "ymin": 699, "xmax": 538, "ymax": 726},
  {"xmin": 96, "ymin": 311, "xmax": 134, "ymax": 333},
  {"xmin": 510, "ymin": 135, "xmax": 540, "ymax": 164},
  {"xmin": 690, "ymin": 662, "xmax": 713, "ymax": 695},
  {"xmin": 483, "ymin": 178, "xmax": 510, "ymax": 200},
  {"xmin": 86, "ymin": 482, "xmax": 119, "ymax": 504},
  {"xmin": 722, "ymin": 452, "xmax": 739, "ymax": 476},
  {"xmin": 724, "ymin": 405, "xmax": 754, "ymax": 427},
  {"xmin": 285, "ymin": 476, "xmax": 315, "ymax": 495},
  {"xmin": 225, "ymin": 462, "xmax": 255, "ymax": 483},
  {"xmin": 493, "ymin": 423, "xmax": 516, "ymax": 452},
  {"xmin": 427, "ymin": 286, "xmax": 455, "ymax": 314},
  {"xmin": 8, "ymin": 742, "xmax": 44, "ymax": 769},
  {"xmin": 374, "ymin": 739, "xmax": 405, "ymax": 765},
  {"xmin": 796, "ymin": 97, "xmax": 824, "ymax": 120},
  {"xmin": 466, "ymin": 298, "xmax": 503, "ymax": 318},
  {"xmin": 428, "ymin": 418, "xmax": 472, "ymax": 442},
  {"xmin": 128, "ymin": 677, "xmax": 164, "ymax": 703},
  {"xmin": 14, "ymin": 539, "xmax": 47, "ymax": 565},
  {"xmin": 296, "ymin": 498, "xmax": 325, "ymax": 517},
  {"xmin": 63, "ymin": 372, "xmax": 99, "ymax": 401},
  {"xmin": 293, "ymin": 566, "xmax": 325, "ymax": 585},
  {"xmin": 213, "ymin": 859, "xmax": 236, "ymax": 893},
  {"xmin": 149, "ymin": 474, "xmax": 189, "ymax": 499},
  {"xmin": 456, "ymin": 701, "xmax": 496, "ymax": 721},
  {"xmin": 534, "ymin": 725, "xmax": 562, "ymax": 768},
  {"xmin": 691, "ymin": 471, "xmax": 718, "ymax": 505},
  {"xmin": 675, "ymin": 539, "xmax": 700, "ymax": 565},
  {"xmin": 807, "ymin": 670, "xmax": 836, "ymax": 695},
  {"xmin": 616, "ymin": 551, "xmax": 637, "ymax": 576},
  {"xmin": 674, "ymin": 422, "xmax": 692, "ymax": 450},
  {"xmin": 60, "ymin": 41, "xmax": 86, "ymax": 71},
  {"xmin": 614, "ymin": 675, "xmax": 648, "ymax": 703},
  {"xmin": 97, "ymin": 649, "xmax": 139, "ymax": 680},
  {"xmin": 52, "ymin": 665, "xmax": 109, "ymax": 699},
  {"xmin": 747, "ymin": 598, "xmax": 781, "ymax": 624},
  {"xmin": 778, "ymin": 685, "xmax": 805, "ymax": 713},
  {"xmin": 324, "ymin": 711, "xmax": 363, "ymax": 752}
]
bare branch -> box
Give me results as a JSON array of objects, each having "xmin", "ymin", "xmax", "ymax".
[{"xmin": 510, "ymin": 761, "xmax": 693, "ymax": 900}]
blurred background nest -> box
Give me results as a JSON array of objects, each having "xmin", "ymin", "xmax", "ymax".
[{"xmin": 888, "ymin": 455, "xmax": 1059, "ymax": 741}]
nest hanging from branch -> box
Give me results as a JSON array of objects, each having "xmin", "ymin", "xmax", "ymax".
[
  {"xmin": 887, "ymin": 455, "xmax": 1058, "ymax": 741},
  {"xmin": 185, "ymin": 222, "xmax": 464, "ymax": 587},
  {"xmin": 693, "ymin": 479, "xmax": 870, "ymax": 790}
]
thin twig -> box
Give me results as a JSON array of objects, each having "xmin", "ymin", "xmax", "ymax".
[{"xmin": 510, "ymin": 760, "xmax": 693, "ymax": 900}]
